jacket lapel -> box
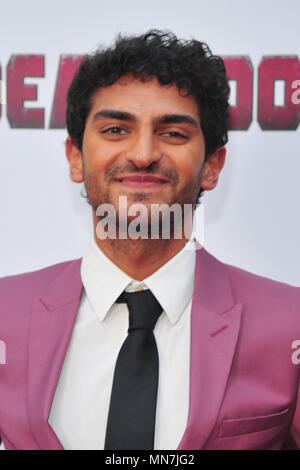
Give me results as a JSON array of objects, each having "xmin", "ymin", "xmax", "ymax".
[
  {"xmin": 178, "ymin": 247, "xmax": 242, "ymax": 450},
  {"xmin": 27, "ymin": 259, "xmax": 83, "ymax": 450}
]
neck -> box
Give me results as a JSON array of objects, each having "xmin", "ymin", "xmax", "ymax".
[{"xmin": 92, "ymin": 212, "xmax": 191, "ymax": 280}]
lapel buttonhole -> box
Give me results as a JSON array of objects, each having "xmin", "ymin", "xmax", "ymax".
[{"xmin": 210, "ymin": 325, "xmax": 228, "ymax": 338}]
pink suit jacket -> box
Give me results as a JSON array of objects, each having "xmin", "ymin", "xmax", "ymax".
[{"xmin": 0, "ymin": 247, "xmax": 300, "ymax": 450}]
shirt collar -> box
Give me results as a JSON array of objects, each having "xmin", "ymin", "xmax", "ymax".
[{"xmin": 81, "ymin": 237, "xmax": 196, "ymax": 325}]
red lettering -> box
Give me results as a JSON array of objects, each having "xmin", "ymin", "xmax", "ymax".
[
  {"xmin": 49, "ymin": 55, "xmax": 83, "ymax": 128},
  {"xmin": 2, "ymin": 53, "xmax": 300, "ymax": 133},
  {"xmin": 7, "ymin": 55, "xmax": 45, "ymax": 128},
  {"xmin": 258, "ymin": 56, "xmax": 300, "ymax": 130},
  {"xmin": 223, "ymin": 56, "xmax": 253, "ymax": 130}
]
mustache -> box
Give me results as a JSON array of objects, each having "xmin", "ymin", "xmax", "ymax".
[{"xmin": 104, "ymin": 162, "xmax": 179, "ymax": 186}]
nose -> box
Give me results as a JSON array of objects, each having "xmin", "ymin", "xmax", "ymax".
[{"xmin": 124, "ymin": 129, "xmax": 162, "ymax": 168}]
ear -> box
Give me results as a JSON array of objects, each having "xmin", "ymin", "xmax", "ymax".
[
  {"xmin": 200, "ymin": 146, "xmax": 226, "ymax": 191},
  {"xmin": 65, "ymin": 136, "xmax": 84, "ymax": 183}
]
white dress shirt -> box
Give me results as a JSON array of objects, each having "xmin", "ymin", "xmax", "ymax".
[{"xmin": 48, "ymin": 237, "xmax": 196, "ymax": 450}]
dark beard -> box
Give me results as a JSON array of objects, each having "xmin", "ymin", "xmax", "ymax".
[{"xmin": 82, "ymin": 159, "xmax": 203, "ymax": 240}]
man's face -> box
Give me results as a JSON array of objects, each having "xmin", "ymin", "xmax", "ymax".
[{"xmin": 66, "ymin": 75, "xmax": 225, "ymax": 231}]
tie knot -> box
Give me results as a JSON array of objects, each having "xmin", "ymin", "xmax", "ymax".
[{"xmin": 116, "ymin": 289, "xmax": 163, "ymax": 331}]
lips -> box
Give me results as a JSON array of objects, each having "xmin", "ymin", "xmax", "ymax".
[{"xmin": 115, "ymin": 174, "xmax": 169, "ymax": 187}]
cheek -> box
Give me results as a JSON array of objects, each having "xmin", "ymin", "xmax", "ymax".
[
  {"xmin": 82, "ymin": 138, "xmax": 114, "ymax": 173},
  {"xmin": 174, "ymin": 151, "xmax": 204, "ymax": 180}
]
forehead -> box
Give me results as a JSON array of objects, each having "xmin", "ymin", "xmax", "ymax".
[{"xmin": 87, "ymin": 75, "xmax": 200, "ymax": 123}]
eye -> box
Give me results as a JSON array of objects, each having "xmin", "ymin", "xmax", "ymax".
[
  {"xmin": 101, "ymin": 126, "xmax": 127, "ymax": 135},
  {"xmin": 161, "ymin": 131, "xmax": 189, "ymax": 140}
]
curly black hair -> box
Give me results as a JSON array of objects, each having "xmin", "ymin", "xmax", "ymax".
[{"xmin": 67, "ymin": 29, "xmax": 229, "ymax": 159}]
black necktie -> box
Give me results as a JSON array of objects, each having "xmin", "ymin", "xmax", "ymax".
[{"xmin": 104, "ymin": 288, "xmax": 163, "ymax": 450}]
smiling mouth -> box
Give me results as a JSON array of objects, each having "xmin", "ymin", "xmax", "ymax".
[{"xmin": 115, "ymin": 175, "xmax": 169, "ymax": 188}]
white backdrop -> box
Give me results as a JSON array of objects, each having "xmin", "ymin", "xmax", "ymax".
[{"xmin": 0, "ymin": 0, "xmax": 299, "ymax": 286}]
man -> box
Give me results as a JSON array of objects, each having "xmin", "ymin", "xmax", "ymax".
[{"xmin": 0, "ymin": 30, "xmax": 300, "ymax": 451}]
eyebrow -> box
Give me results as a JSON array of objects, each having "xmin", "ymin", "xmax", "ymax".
[
  {"xmin": 158, "ymin": 114, "xmax": 199, "ymax": 130},
  {"xmin": 92, "ymin": 109, "xmax": 200, "ymax": 130},
  {"xmin": 92, "ymin": 110, "xmax": 133, "ymax": 122}
]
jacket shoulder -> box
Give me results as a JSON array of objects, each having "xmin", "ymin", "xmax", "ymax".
[
  {"xmin": 0, "ymin": 259, "xmax": 81, "ymax": 307},
  {"xmin": 223, "ymin": 260, "xmax": 300, "ymax": 308}
]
